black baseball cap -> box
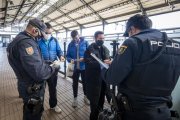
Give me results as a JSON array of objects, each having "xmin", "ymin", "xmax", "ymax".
[
  {"xmin": 29, "ymin": 18, "xmax": 47, "ymax": 32},
  {"xmin": 123, "ymin": 14, "xmax": 152, "ymax": 37}
]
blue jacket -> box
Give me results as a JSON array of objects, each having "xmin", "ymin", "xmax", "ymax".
[
  {"xmin": 38, "ymin": 36, "xmax": 63, "ymax": 62},
  {"xmin": 66, "ymin": 38, "xmax": 89, "ymax": 70}
]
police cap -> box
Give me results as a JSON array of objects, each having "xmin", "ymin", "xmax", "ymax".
[
  {"xmin": 29, "ymin": 18, "xmax": 46, "ymax": 32},
  {"xmin": 123, "ymin": 14, "xmax": 152, "ymax": 37}
]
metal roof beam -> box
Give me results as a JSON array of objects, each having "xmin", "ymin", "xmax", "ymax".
[
  {"xmin": 3, "ymin": 0, "xmax": 8, "ymax": 27},
  {"xmin": 99, "ymin": 0, "xmax": 180, "ymax": 21},
  {"xmin": 9, "ymin": 3, "xmax": 33, "ymax": 10},
  {"xmin": 0, "ymin": 3, "xmax": 33, "ymax": 12},
  {"xmin": 5, "ymin": 14, "xmax": 16, "ymax": 19},
  {"xmin": 12, "ymin": 0, "xmax": 27, "ymax": 24},
  {"xmin": 56, "ymin": 20, "xmax": 100, "ymax": 31},
  {"xmin": 52, "ymin": 1, "xmax": 132, "ymax": 27},
  {"xmin": 135, "ymin": 0, "xmax": 147, "ymax": 15},
  {"xmin": 48, "ymin": 3, "xmax": 82, "ymax": 27},
  {"xmin": 45, "ymin": 16, "xmax": 69, "ymax": 31},
  {"xmin": 55, "ymin": 0, "xmax": 180, "ymax": 31},
  {"xmin": 56, "ymin": 9, "xmax": 82, "ymax": 26},
  {"xmin": 19, "ymin": 0, "xmax": 42, "ymax": 23},
  {"xmin": 52, "ymin": 0, "xmax": 180, "ymax": 28},
  {"xmin": 38, "ymin": 0, "xmax": 72, "ymax": 19},
  {"xmin": 0, "ymin": 14, "xmax": 16, "ymax": 21},
  {"xmin": 25, "ymin": 0, "xmax": 49, "ymax": 22},
  {"xmin": 79, "ymin": 0, "xmax": 105, "ymax": 22},
  {"xmin": 0, "ymin": 8, "xmax": 6, "ymax": 12},
  {"xmin": 48, "ymin": 0, "xmax": 102, "ymax": 23}
]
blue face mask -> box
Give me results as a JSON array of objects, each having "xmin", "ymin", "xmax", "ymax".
[{"xmin": 96, "ymin": 40, "xmax": 104, "ymax": 46}]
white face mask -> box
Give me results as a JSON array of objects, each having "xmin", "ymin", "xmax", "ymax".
[
  {"xmin": 47, "ymin": 34, "xmax": 51, "ymax": 40},
  {"xmin": 44, "ymin": 34, "xmax": 51, "ymax": 40}
]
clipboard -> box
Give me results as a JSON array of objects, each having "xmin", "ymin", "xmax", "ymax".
[{"xmin": 90, "ymin": 53, "xmax": 109, "ymax": 69}]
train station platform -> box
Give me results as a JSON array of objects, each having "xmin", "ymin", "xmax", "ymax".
[{"xmin": 0, "ymin": 47, "xmax": 91, "ymax": 120}]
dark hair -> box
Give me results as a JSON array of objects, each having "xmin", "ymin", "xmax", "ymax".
[
  {"xmin": 130, "ymin": 14, "xmax": 152, "ymax": 30},
  {"xmin": 71, "ymin": 30, "xmax": 79, "ymax": 38},
  {"xmin": 94, "ymin": 31, "xmax": 104, "ymax": 39},
  {"xmin": 45, "ymin": 22, "xmax": 52, "ymax": 29},
  {"xmin": 124, "ymin": 14, "xmax": 152, "ymax": 36}
]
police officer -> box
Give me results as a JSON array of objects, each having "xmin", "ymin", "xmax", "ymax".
[
  {"xmin": 7, "ymin": 18, "xmax": 59, "ymax": 120},
  {"xmin": 84, "ymin": 31, "xmax": 111, "ymax": 120},
  {"xmin": 102, "ymin": 14, "xmax": 180, "ymax": 120}
]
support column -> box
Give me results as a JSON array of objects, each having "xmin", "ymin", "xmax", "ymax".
[
  {"xmin": 55, "ymin": 31, "xmax": 58, "ymax": 39},
  {"xmin": 64, "ymin": 29, "xmax": 68, "ymax": 78},
  {"xmin": 102, "ymin": 20, "xmax": 105, "ymax": 32},
  {"xmin": 80, "ymin": 25, "xmax": 83, "ymax": 36}
]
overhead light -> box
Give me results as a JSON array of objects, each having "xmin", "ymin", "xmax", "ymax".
[
  {"xmin": 19, "ymin": 11, "xmax": 22, "ymax": 14},
  {"xmin": 8, "ymin": 0, "xmax": 14, "ymax": 5},
  {"xmin": 168, "ymin": 1, "xmax": 175, "ymax": 11}
]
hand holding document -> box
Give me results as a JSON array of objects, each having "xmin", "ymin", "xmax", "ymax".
[
  {"xmin": 90, "ymin": 53, "xmax": 109, "ymax": 69},
  {"xmin": 104, "ymin": 59, "xmax": 112, "ymax": 65},
  {"xmin": 50, "ymin": 60, "xmax": 60, "ymax": 66},
  {"xmin": 50, "ymin": 60, "xmax": 61, "ymax": 69}
]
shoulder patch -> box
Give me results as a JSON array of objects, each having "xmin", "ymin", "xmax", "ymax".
[
  {"xmin": 25, "ymin": 47, "xmax": 34, "ymax": 55},
  {"xmin": 118, "ymin": 45, "xmax": 128, "ymax": 54}
]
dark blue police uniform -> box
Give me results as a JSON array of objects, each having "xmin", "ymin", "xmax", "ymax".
[
  {"xmin": 7, "ymin": 31, "xmax": 57, "ymax": 120},
  {"xmin": 102, "ymin": 29, "xmax": 180, "ymax": 120}
]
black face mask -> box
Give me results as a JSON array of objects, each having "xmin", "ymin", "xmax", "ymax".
[{"xmin": 96, "ymin": 40, "xmax": 104, "ymax": 46}]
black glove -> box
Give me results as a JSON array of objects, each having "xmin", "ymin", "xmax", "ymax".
[{"xmin": 45, "ymin": 60, "xmax": 53, "ymax": 65}]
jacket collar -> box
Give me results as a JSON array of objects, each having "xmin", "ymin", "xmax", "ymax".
[
  {"xmin": 41, "ymin": 36, "xmax": 53, "ymax": 43},
  {"xmin": 71, "ymin": 37, "xmax": 84, "ymax": 44},
  {"xmin": 132, "ymin": 29, "xmax": 160, "ymax": 37}
]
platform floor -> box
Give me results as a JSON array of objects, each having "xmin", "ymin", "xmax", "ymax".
[{"xmin": 0, "ymin": 47, "xmax": 93, "ymax": 120}]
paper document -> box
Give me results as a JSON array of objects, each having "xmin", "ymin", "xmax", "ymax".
[
  {"xmin": 50, "ymin": 60, "xmax": 61, "ymax": 67},
  {"xmin": 90, "ymin": 53, "xmax": 109, "ymax": 69}
]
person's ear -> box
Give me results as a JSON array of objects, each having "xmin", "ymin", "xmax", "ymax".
[
  {"xmin": 32, "ymin": 28, "xmax": 37, "ymax": 34},
  {"xmin": 130, "ymin": 26, "xmax": 135, "ymax": 33},
  {"xmin": 129, "ymin": 26, "xmax": 136, "ymax": 36},
  {"xmin": 35, "ymin": 29, "xmax": 38, "ymax": 33}
]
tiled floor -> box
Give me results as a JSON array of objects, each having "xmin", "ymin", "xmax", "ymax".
[{"xmin": 0, "ymin": 47, "xmax": 92, "ymax": 120}]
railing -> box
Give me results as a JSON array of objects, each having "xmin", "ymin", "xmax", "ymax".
[{"xmin": 59, "ymin": 27, "xmax": 180, "ymax": 78}]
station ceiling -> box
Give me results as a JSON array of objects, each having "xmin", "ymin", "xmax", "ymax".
[{"xmin": 0, "ymin": 0, "xmax": 180, "ymax": 32}]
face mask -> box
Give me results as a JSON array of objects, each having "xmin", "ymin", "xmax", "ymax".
[
  {"xmin": 45, "ymin": 34, "xmax": 51, "ymax": 40},
  {"xmin": 96, "ymin": 40, "xmax": 104, "ymax": 46},
  {"xmin": 73, "ymin": 37, "xmax": 79, "ymax": 42}
]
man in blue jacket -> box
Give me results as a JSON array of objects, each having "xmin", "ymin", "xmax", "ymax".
[
  {"xmin": 38, "ymin": 22, "xmax": 65, "ymax": 113},
  {"xmin": 66, "ymin": 30, "xmax": 89, "ymax": 107}
]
